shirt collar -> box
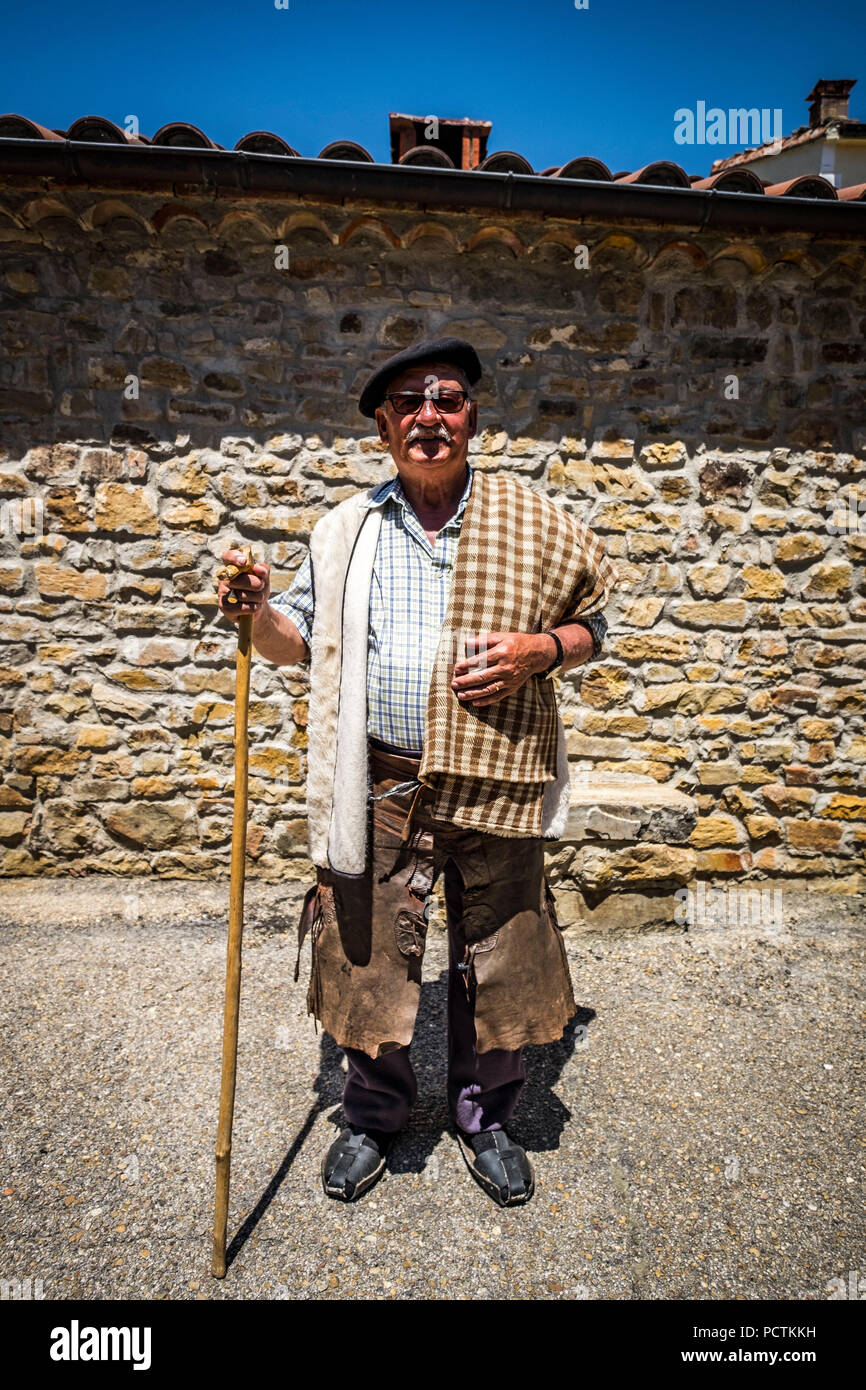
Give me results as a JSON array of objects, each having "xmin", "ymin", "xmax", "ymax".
[{"xmin": 362, "ymin": 463, "xmax": 474, "ymax": 522}]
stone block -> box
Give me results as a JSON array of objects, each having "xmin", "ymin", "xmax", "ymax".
[
  {"xmin": 563, "ymin": 776, "xmax": 696, "ymax": 845},
  {"xmin": 0, "ymin": 812, "xmax": 30, "ymax": 844},
  {"xmin": 741, "ymin": 565, "xmax": 785, "ymax": 600},
  {"xmin": 573, "ymin": 843, "xmax": 697, "ymax": 891},
  {"xmin": 103, "ymin": 801, "xmax": 195, "ymax": 850},
  {"xmin": 776, "ymin": 533, "xmax": 824, "ymax": 563},
  {"xmin": 823, "ymin": 795, "xmax": 866, "ymax": 821},
  {"xmin": 33, "ymin": 564, "xmax": 106, "ymax": 601},
  {"xmin": 688, "ymin": 563, "xmax": 732, "ymax": 598},
  {"xmin": 671, "ymin": 600, "xmax": 749, "ymax": 629},
  {"xmin": 556, "ymin": 889, "xmax": 685, "ymax": 936},
  {"xmin": 690, "ymin": 814, "xmax": 745, "ymax": 848},
  {"xmin": 784, "ymin": 818, "xmax": 844, "ymax": 851},
  {"xmin": 93, "ymin": 482, "xmax": 161, "ymax": 536}
]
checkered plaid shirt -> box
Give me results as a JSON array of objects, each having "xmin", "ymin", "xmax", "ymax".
[{"xmin": 270, "ymin": 464, "xmax": 607, "ymax": 754}]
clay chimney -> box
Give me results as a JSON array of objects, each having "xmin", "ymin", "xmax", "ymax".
[
  {"xmin": 389, "ymin": 113, "xmax": 491, "ymax": 169},
  {"xmin": 806, "ymin": 79, "xmax": 856, "ymax": 128}
]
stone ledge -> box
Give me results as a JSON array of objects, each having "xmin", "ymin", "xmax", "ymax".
[
  {"xmin": 553, "ymin": 886, "xmax": 686, "ymax": 936},
  {"xmin": 563, "ymin": 773, "xmax": 697, "ymax": 845}
]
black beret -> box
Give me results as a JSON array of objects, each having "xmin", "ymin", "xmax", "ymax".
[{"xmin": 358, "ymin": 336, "xmax": 482, "ymax": 418}]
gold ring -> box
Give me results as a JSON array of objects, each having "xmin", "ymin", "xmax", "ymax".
[{"xmin": 226, "ymin": 592, "xmax": 239, "ymax": 605}]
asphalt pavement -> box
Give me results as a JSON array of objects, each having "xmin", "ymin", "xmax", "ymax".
[{"xmin": 0, "ymin": 876, "xmax": 863, "ymax": 1301}]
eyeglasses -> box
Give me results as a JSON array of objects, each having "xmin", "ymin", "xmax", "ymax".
[{"xmin": 383, "ymin": 390, "xmax": 471, "ymax": 416}]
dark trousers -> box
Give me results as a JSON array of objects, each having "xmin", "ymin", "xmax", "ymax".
[{"xmin": 341, "ymin": 914, "xmax": 527, "ymax": 1135}]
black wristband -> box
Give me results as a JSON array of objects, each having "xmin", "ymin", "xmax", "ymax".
[{"xmin": 541, "ymin": 630, "xmax": 564, "ymax": 676}]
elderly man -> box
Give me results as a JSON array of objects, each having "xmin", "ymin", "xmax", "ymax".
[{"xmin": 216, "ymin": 336, "xmax": 615, "ymax": 1208}]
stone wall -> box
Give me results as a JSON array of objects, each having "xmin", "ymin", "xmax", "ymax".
[{"xmin": 1, "ymin": 182, "xmax": 864, "ymax": 895}]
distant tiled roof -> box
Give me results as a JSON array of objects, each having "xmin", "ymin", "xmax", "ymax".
[
  {"xmin": 0, "ymin": 112, "xmax": 863, "ymax": 202},
  {"xmin": 709, "ymin": 78, "xmax": 865, "ymax": 173},
  {"xmin": 710, "ymin": 116, "xmax": 866, "ymax": 174}
]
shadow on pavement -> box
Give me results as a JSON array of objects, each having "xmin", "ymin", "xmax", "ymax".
[{"xmin": 226, "ymin": 971, "xmax": 595, "ymax": 1265}]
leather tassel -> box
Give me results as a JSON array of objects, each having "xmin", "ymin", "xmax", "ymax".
[{"xmin": 400, "ymin": 783, "xmax": 423, "ymax": 843}]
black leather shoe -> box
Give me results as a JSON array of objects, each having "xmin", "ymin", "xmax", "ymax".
[
  {"xmin": 321, "ymin": 1125, "xmax": 393, "ymax": 1202},
  {"xmin": 456, "ymin": 1128, "xmax": 535, "ymax": 1207}
]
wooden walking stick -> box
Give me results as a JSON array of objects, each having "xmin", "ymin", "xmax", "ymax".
[{"xmin": 211, "ymin": 545, "xmax": 258, "ymax": 1279}]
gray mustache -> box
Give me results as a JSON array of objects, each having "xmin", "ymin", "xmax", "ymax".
[{"xmin": 407, "ymin": 424, "xmax": 453, "ymax": 443}]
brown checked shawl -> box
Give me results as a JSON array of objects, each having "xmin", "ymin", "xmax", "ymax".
[{"xmin": 417, "ymin": 468, "xmax": 616, "ymax": 837}]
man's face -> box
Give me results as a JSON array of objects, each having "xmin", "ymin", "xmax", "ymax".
[{"xmin": 374, "ymin": 360, "xmax": 478, "ymax": 478}]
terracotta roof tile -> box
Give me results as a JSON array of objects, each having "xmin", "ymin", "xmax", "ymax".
[
  {"xmin": 477, "ymin": 150, "xmax": 533, "ymax": 174},
  {"xmin": 0, "ymin": 114, "xmax": 62, "ymax": 140},
  {"xmin": 65, "ymin": 115, "xmax": 143, "ymax": 145},
  {"xmin": 614, "ymin": 161, "xmax": 691, "ymax": 188},
  {"xmin": 397, "ymin": 144, "xmax": 455, "ymax": 168},
  {"xmin": 234, "ymin": 131, "xmax": 299, "ymax": 156},
  {"xmin": 317, "ymin": 140, "xmax": 373, "ymax": 162},
  {"xmin": 554, "ymin": 157, "xmax": 612, "ymax": 181},
  {"xmin": 763, "ymin": 175, "xmax": 838, "ymax": 199},
  {"xmin": 690, "ymin": 168, "xmax": 765, "ymax": 194},
  {"xmin": 151, "ymin": 121, "xmax": 220, "ymax": 149}
]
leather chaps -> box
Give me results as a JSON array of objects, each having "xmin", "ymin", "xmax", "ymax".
[{"xmin": 295, "ymin": 742, "xmax": 575, "ymax": 1060}]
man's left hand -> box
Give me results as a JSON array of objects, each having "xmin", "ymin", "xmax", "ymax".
[{"xmin": 450, "ymin": 631, "xmax": 552, "ymax": 707}]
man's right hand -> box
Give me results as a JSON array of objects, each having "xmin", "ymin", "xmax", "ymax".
[{"xmin": 216, "ymin": 548, "xmax": 271, "ymax": 623}]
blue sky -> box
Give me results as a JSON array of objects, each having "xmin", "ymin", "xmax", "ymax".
[{"xmin": 2, "ymin": 0, "xmax": 864, "ymax": 176}]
